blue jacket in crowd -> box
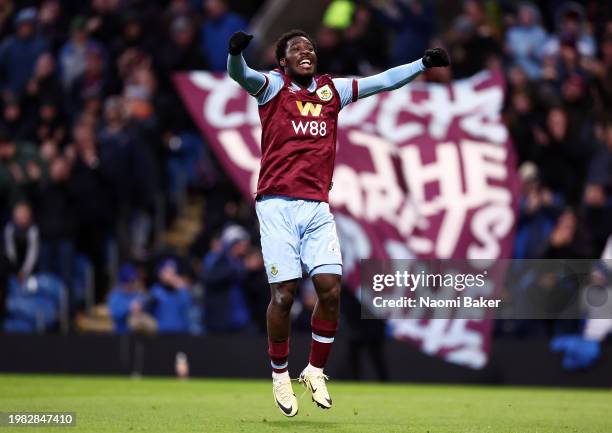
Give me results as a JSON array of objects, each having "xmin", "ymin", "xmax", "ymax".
[
  {"xmin": 200, "ymin": 12, "xmax": 247, "ymax": 71},
  {"xmin": 0, "ymin": 34, "xmax": 48, "ymax": 92},
  {"xmin": 149, "ymin": 283, "xmax": 193, "ymax": 334},
  {"xmin": 202, "ymin": 249, "xmax": 250, "ymax": 331},
  {"xmin": 107, "ymin": 285, "xmax": 146, "ymax": 334}
]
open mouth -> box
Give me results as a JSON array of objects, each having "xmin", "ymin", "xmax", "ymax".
[{"xmin": 298, "ymin": 59, "xmax": 312, "ymax": 67}]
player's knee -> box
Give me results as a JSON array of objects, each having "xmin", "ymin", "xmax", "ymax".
[
  {"xmin": 318, "ymin": 284, "xmax": 341, "ymax": 309},
  {"xmin": 313, "ymin": 274, "xmax": 341, "ymax": 306},
  {"xmin": 270, "ymin": 284, "xmax": 296, "ymax": 312}
]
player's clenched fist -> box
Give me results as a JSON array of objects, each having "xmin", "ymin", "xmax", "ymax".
[
  {"xmin": 228, "ymin": 31, "xmax": 253, "ymax": 55},
  {"xmin": 422, "ymin": 48, "xmax": 450, "ymax": 68}
]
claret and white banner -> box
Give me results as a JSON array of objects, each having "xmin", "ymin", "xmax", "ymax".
[{"xmin": 174, "ymin": 69, "xmax": 520, "ymax": 369}]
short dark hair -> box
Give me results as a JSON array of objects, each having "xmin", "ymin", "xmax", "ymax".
[{"xmin": 274, "ymin": 29, "xmax": 316, "ymax": 67}]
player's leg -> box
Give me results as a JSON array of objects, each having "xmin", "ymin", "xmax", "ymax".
[
  {"xmin": 255, "ymin": 196, "xmax": 302, "ymax": 417},
  {"xmin": 267, "ymin": 279, "xmax": 298, "ymax": 375},
  {"xmin": 297, "ymin": 201, "xmax": 342, "ymax": 409},
  {"xmin": 298, "ymin": 271, "xmax": 340, "ymax": 409},
  {"xmin": 267, "ymin": 279, "xmax": 298, "ymax": 416},
  {"xmin": 310, "ymin": 272, "xmax": 341, "ymax": 369}
]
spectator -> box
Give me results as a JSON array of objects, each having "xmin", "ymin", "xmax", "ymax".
[
  {"xmin": 505, "ymin": 2, "xmax": 548, "ymax": 79},
  {"xmin": 98, "ymin": 95, "xmax": 155, "ymax": 261},
  {"xmin": 37, "ymin": 0, "xmax": 67, "ymax": 53},
  {"xmin": 3, "ymin": 201, "xmax": 39, "ymax": 280},
  {"xmin": 2, "ymin": 93, "xmax": 32, "ymax": 141},
  {"xmin": 341, "ymin": 285, "xmax": 389, "ymax": 381},
  {"xmin": 58, "ymin": 16, "xmax": 104, "ymax": 91},
  {"xmin": 543, "ymin": 2, "xmax": 597, "ymax": 60},
  {"xmin": 157, "ymin": 16, "xmax": 207, "ymax": 74},
  {"xmin": 199, "ymin": 0, "xmax": 247, "ymax": 71},
  {"xmin": 535, "ymin": 107, "xmax": 586, "ymax": 204},
  {"xmin": 202, "ymin": 224, "xmax": 251, "ymax": 331},
  {"xmin": 24, "ymin": 53, "xmax": 64, "ymax": 121},
  {"xmin": 149, "ymin": 259, "xmax": 193, "ymax": 334},
  {"xmin": 109, "ymin": 11, "xmax": 156, "ymax": 61},
  {"xmin": 445, "ymin": 0, "xmax": 501, "ymax": 78},
  {"xmin": 242, "ymin": 248, "xmax": 268, "ymax": 332},
  {"xmin": 68, "ymin": 45, "xmax": 107, "ymax": 121},
  {"xmin": 0, "ymin": 127, "xmax": 47, "ymax": 206},
  {"xmin": 544, "ymin": 207, "xmax": 594, "ymax": 259},
  {"xmin": 342, "ymin": 5, "xmax": 389, "ymax": 74},
  {"xmin": 315, "ymin": 26, "xmax": 355, "ymax": 76},
  {"xmin": 0, "ymin": 7, "xmax": 48, "ymax": 93},
  {"xmin": 30, "ymin": 98, "xmax": 66, "ymax": 155},
  {"xmin": 123, "ymin": 0, "xmax": 162, "ymax": 40},
  {"xmin": 108, "ymin": 263, "xmax": 155, "ymax": 334},
  {"xmin": 161, "ymin": 0, "xmax": 196, "ymax": 33},
  {"xmin": 513, "ymin": 162, "xmax": 561, "ymax": 259},
  {"xmin": 36, "ymin": 157, "xmax": 74, "ymax": 290},
  {"xmin": 378, "ymin": 0, "xmax": 433, "ymax": 67},
  {"xmin": 505, "ymin": 67, "xmax": 539, "ymax": 163},
  {"xmin": 68, "ymin": 122, "xmax": 115, "ymax": 301},
  {"xmin": 86, "ymin": 0, "xmax": 123, "ymax": 47}
]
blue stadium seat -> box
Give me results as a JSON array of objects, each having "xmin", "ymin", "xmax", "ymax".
[{"xmin": 3, "ymin": 274, "xmax": 67, "ymax": 333}]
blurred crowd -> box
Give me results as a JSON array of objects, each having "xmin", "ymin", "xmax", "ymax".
[
  {"xmin": 0, "ymin": 0, "xmax": 610, "ymax": 340},
  {"xmin": 0, "ymin": 0, "xmax": 268, "ymax": 333}
]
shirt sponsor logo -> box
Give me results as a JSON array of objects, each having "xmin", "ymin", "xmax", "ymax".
[{"xmin": 295, "ymin": 101, "xmax": 322, "ymax": 117}]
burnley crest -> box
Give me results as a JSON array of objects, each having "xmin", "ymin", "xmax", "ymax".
[{"xmin": 316, "ymin": 85, "xmax": 333, "ymax": 101}]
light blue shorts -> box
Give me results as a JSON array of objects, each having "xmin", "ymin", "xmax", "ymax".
[{"xmin": 255, "ymin": 195, "xmax": 343, "ymax": 283}]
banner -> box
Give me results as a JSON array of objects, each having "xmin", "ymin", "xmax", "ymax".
[{"xmin": 174, "ymin": 69, "xmax": 519, "ymax": 368}]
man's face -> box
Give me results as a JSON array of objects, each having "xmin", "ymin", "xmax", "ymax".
[
  {"xmin": 280, "ymin": 36, "xmax": 317, "ymax": 81},
  {"xmin": 16, "ymin": 22, "xmax": 35, "ymax": 39},
  {"xmin": 13, "ymin": 204, "xmax": 32, "ymax": 228},
  {"xmin": 159, "ymin": 264, "xmax": 178, "ymax": 285},
  {"xmin": 518, "ymin": 7, "xmax": 534, "ymax": 26},
  {"xmin": 0, "ymin": 140, "xmax": 16, "ymax": 160},
  {"xmin": 204, "ymin": 0, "xmax": 226, "ymax": 19},
  {"xmin": 230, "ymin": 239, "xmax": 249, "ymax": 258},
  {"xmin": 563, "ymin": 16, "xmax": 579, "ymax": 36}
]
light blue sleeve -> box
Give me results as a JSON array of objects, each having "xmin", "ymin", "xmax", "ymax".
[
  {"xmin": 226, "ymin": 53, "xmax": 283, "ymax": 105},
  {"xmin": 332, "ymin": 78, "xmax": 355, "ymax": 110},
  {"xmin": 356, "ymin": 59, "xmax": 426, "ymax": 100},
  {"xmin": 227, "ymin": 53, "xmax": 266, "ymax": 94},
  {"xmin": 255, "ymin": 70, "xmax": 284, "ymax": 105}
]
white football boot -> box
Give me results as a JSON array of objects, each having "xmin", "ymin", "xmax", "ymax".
[
  {"xmin": 299, "ymin": 368, "xmax": 332, "ymax": 409},
  {"xmin": 272, "ymin": 374, "xmax": 298, "ymax": 417}
]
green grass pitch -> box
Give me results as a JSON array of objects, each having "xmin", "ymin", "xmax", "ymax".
[{"xmin": 1, "ymin": 374, "xmax": 611, "ymax": 433}]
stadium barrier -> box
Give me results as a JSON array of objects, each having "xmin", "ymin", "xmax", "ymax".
[{"xmin": 0, "ymin": 333, "xmax": 610, "ymax": 388}]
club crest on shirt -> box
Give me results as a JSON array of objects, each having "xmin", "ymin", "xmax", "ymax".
[
  {"xmin": 316, "ymin": 84, "xmax": 333, "ymax": 102},
  {"xmin": 270, "ymin": 265, "xmax": 279, "ymax": 276}
]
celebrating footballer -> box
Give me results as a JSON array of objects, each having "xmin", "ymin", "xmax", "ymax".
[{"xmin": 227, "ymin": 29, "xmax": 449, "ymax": 417}]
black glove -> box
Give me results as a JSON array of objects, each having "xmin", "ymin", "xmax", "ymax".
[
  {"xmin": 228, "ymin": 31, "xmax": 253, "ymax": 55},
  {"xmin": 422, "ymin": 48, "xmax": 450, "ymax": 68}
]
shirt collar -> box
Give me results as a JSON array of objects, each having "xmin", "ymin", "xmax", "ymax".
[{"xmin": 290, "ymin": 77, "xmax": 317, "ymax": 92}]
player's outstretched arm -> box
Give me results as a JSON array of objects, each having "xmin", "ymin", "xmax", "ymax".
[
  {"xmin": 356, "ymin": 48, "xmax": 450, "ymax": 100},
  {"xmin": 227, "ymin": 31, "xmax": 267, "ymax": 96}
]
